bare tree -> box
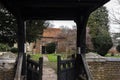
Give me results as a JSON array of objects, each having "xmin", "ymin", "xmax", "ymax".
[
  {"xmin": 109, "ymin": 0, "xmax": 120, "ymax": 47},
  {"xmin": 58, "ymin": 26, "xmax": 94, "ymax": 54},
  {"xmin": 58, "ymin": 26, "xmax": 76, "ymax": 56},
  {"xmin": 109, "ymin": 0, "xmax": 120, "ymax": 25}
]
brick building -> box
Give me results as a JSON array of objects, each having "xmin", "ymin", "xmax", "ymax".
[{"xmin": 34, "ymin": 28, "xmax": 65, "ymax": 53}]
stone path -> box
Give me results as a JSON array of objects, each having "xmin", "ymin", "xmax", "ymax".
[
  {"xmin": 42, "ymin": 66, "xmax": 57, "ymax": 80},
  {"xmin": 42, "ymin": 55, "xmax": 57, "ymax": 80},
  {"xmin": 43, "ymin": 55, "xmax": 49, "ymax": 62}
]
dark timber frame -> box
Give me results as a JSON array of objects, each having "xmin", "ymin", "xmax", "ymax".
[
  {"xmin": 17, "ymin": 14, "xmax": 26, "ymax": 75},
  {"xmin": 0, "ymin": 0, "xmax": 110, "ymax": 80},
  {"xmin": 27, "ymin": 55, "xmax": 43, "ymax": 80}
]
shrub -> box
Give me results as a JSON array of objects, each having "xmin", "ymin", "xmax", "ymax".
[
  {"xmin": 0, "ymin": 43, "xmax": 10, "ymax": 51},
  {"xmin": 10, "ymin": 47, "xmax": 18, "ymax": 53},
  {"xmin": 46, "ymin": 42, "xmax": 56, "ymax": 54},
  {"xmin": 116, "ymin": 44, "xmax": 120, "ymax": 52},
  {"xmin": 92, "ymin": 33, "xmax": 113, "ymax": 56}
]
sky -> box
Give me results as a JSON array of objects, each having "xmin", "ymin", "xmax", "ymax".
[
  {"xmin": 105, "ymin": 0, "xmax": 120, "ymax": 33},
  {"xmin": 48, "ymin": 20, "xmax": 76, "ymax": 29},
  {"xmin": 48, "ymin": 0, "xmax": 120, "ymax": 33}
]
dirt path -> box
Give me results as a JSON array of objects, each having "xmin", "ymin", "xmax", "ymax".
[
  {"xmin": 42, "ymin": 55, "xmax": 57, "ymax": 80},
  {"xmin": 42, "ymin": 66, "xmax": 57, "ymax": 80}
]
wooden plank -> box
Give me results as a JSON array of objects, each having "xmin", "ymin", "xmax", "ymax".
[
  {"xmin": 16, "ymin": 14, "xmax": 26, "ymax": 76},
  {"xmin": 14, "ymin": 54, "xmax": 23, "ymax": 80},
  {"xmin": 57, "ymin": 56, "xmax": 75, "ymax": 80}
]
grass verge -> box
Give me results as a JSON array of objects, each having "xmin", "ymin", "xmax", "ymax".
[
  {"xmin": 105, "ymin": 53, "xmax": 120, "ymax": 58},
  {"xmin": 47, "ymin": 54, "xmax": 58, "ymax": 62},
  {"xmin": 30, "ymin": 54, "xmax": 42, "ymax": 61}
]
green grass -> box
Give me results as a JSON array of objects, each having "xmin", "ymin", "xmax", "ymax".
[
  {"xmin": 105, "ymin": 53, "xmax": 120, "ymax": 58},
  {"xmin": 47, "ymin": 54, "xmax": 58, "ymax": 62},
  {"xmin": 28, "ymin": 53, "xmax": 74, "ymax": 72},
  {"xmin": 29, "ymin": 53, "xmax": 74, "ymax": 62},
  {"xmin": 30, "ymin": 54, "xmax": 42, "ymax": 61},
  {"xmin": 30, "ymin": 53, "xmax": 59, "ymax": 61}
]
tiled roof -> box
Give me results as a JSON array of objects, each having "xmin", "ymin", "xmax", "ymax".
[{"xmin": 43, "ymin": 28, "xmax": 61, "ymax": 38}]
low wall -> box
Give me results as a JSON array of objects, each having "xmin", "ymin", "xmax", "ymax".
[
  {"xmin": 87, "ymin": 58, "xmax": 120, "ymax": 80},
  {"xmin": 0, "ymin": 69, "xmax": 14, "ymax": 80}
]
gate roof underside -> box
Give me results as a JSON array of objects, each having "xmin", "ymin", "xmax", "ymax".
[{"xmin": 0, "ymin": 0, "xmax": 109, "ymax": 20}]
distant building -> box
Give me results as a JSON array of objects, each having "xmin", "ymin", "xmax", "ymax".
[
  {"xmin": 14, "ymin": 27, "xmax": 94, "ymax": 54},
  {"xmin": 33, "ymin": 28, "xmax": 66, "ymax": 54}
]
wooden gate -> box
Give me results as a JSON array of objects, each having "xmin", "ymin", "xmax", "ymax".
[
  {"xmin": 57, "ymin": 56, "xmax": 76, "ymax": 80},
  {"xmin": 27, "ymin": 55, "xmax": 43, "ymax": 80}
]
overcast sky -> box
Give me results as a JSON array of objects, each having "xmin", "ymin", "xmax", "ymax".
[
  {"xmin": 49, "ymin": 0, "xmax": 120, "ymax": 33},
  {"xmin": 105, "ymin": 0, "xmax": 120, "ymax": 33},
  {"xmin": 49, "ymin": 20, "xmax": 76, "ymax": 29}
]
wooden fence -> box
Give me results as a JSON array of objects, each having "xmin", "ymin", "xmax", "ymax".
[
  {"xmin": 57, "ymin": 56, "xmax": 76, "ymax": 80},
  {"xmin": 27, "ymin": 55, "xmax": 43, "ymax": 80}
]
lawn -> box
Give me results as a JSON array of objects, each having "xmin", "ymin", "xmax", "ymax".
[
  {"xmin": 30, "ymin": 53, "xmax": 58, "ymax": 72},
  {"xmin": 30, "ymin": 54, "xmax": 42, "ymax": 61},
  {"xmin": 47, "ymin": 54, "xmax": 58, "ymax": 62},
  {"xmin": 30, "ymin": 53, "xmax": 59, "ymax": 62},
  {"xmin": 30, "ymin": 53, "xmax": 74, "ymax": 61},
  {"xmin": 46, "ymin": 53, "xmax": 71, "ymax": 62}
]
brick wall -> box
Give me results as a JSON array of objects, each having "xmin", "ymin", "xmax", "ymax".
[{"xmin": 88, "ymin": 59, "xmax": 120, "ymax": 80}]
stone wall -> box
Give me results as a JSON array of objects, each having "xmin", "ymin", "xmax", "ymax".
[
  {"xmin": 0, "ymin": 69, "xmax": 14, "ymax": 80},
  {"xmin": 87, "ymin": 58, "xmax": 120, "ymax": 80},
  {"xmin": 0, "ymin": 52, "xmax": 16, "ymax": 80}
]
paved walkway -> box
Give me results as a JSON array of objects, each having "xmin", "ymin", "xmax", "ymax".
[
  {"xmin": 42, "ymin": 55, "xmax": 57, "ymax": 80},
  {"xmin": 43, "ymin": 55, "xmax": 49, "ymax": 61}
]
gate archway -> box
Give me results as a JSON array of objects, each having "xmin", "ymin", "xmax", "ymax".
[{"xmin": 0, "ymin": 0, "xmax": 110, "ymax": 80}]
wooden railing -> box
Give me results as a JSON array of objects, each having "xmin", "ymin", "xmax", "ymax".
[
  {"xmin": 57, "ymin": 54, "xmax": 93, "ymax": 80},
  {"xmin": 76, "ymin": 54, "xmax": 93, "ymax": 80},
  {"xmin": 57, "ymin": 56, "xmax": 76, "ymax": 80},
  {"xmin": 14, "ymin": 53, "xmax": 23, "ymax": 80},
  {"xmin": 81, "ymin": 54, "xmax": 93, "ymax": 80}
]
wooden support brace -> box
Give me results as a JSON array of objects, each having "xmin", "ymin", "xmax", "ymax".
[
  {"xmin": 74, "ymin": 14, "xmax": 93, "ymax": 80},
  {"xmin": 17, "ymin": 14, "xmax": 26, "ymax": 76}
]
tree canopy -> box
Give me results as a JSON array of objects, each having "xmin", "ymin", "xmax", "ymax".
[
  {"xmin": 0, "ymin": 8, "xmax": 17, "ymax": 46},
  {"xmin": 87, "ymin": 6, "xmax": 113, "ymax": 56},
  {"xmin": 26, "ymin": 20, "xmax": 48, "ymax": 43},
  {"xmin": 0, "ymin": 8, "xmax": 48, "ymax": 46}
]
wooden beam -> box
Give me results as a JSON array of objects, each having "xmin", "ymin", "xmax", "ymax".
[
  {"xmin": 75, "ymin": 14, "xmax": 89, "ymax": 54},
  {"xmin": 74, "ymin": 14, "xmax": 92, "ymax": 80},
  {"xmin": 0, "ymin": 2, "xmax": 4, "ymax": 8}
]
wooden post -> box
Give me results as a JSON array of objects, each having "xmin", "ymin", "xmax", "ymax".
[
  {"xmin": 17, "ymin": 14, "xmax": 26, "ymax": 76},
  {"xmin": 75, "ymin": 15, "xmax": 89, "ymax": 55},
  {"xmin": 57, "ymin": 56, "xmax": 61, "ymax": 80},
  {"xmin": 39, "ymin": 57, "xmax": 43, "ymax": 80},
  {"xmin": 74, "ymin": 14, "xmax": 90, "ymax": 80}
]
